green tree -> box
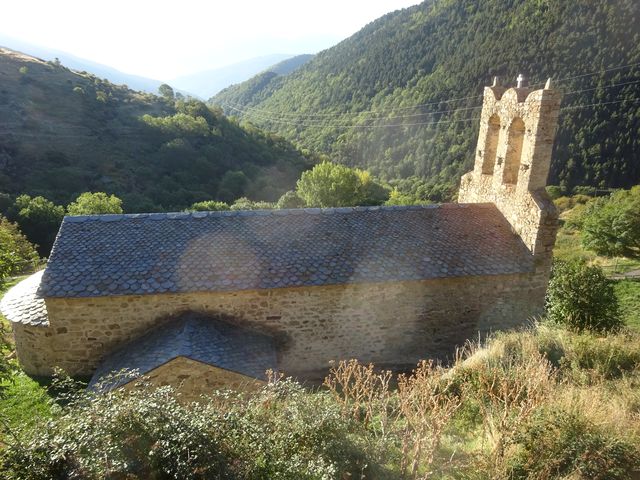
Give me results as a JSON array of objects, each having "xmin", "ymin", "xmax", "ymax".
[
  {"xmin": 581, "ymin": 186, "xmax": 640, "ymax": 259},
  {"xmin": 67, "ymin": 192, "xmax": 124, "ymax": 216},
  {"xmin": 141, "ymin": 113, "xmax": 211, "ymax": 138},
  {"xmin": 354, "ymin": 169, "xmax": 390, "ymax": 206},
  {"xmin": 276, "ymin": 190, "xmax": 306, "ymax": 209},
  {"xmin": 296, "ymin": 162, "xmax": 387, "ymax": 208},
  {"xmin": 217, "ymin": 171, "xmax": 249, "ymax": 203},
  {"xmin": 158, "ymin": 83, "xmax": 175, "ymax": 100},
  {"xmin": 187, "ymin": 200, "xmax": 230, "ymax": 212},
  {"xmin": 0, "ymin": 216, "xmax": 39, "ymax": 286},
  {"xmin": 10, "ymin": 195, "xmax": 65, "ymax": 257},
  {"xmin": 385, "ymin": 187, "xmax": 422, "ymax": 206},
  {"xmin": 230, "ymin": 198, "xmax": 274, "ymax": 210},
  {"xmin": 546, "ymin": 260, "xmax": 622, "ymax": 333}
]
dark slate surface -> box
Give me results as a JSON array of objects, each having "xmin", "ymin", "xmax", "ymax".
[
  {"xmin": 0, "ymin": 271, "xmax": 48, "ymax": 326},
  {"xmin": 89, "ymin": 313, "xmax": 277, "ymax": 389},
  {"xmin": 39, "ymin": 204, "xmax": 534, "ymax": 298}
]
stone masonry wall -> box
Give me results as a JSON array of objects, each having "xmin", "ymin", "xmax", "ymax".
[
  {"xmin": 124, "ymin": 357, "xmax": 264, "ymax": 402},
  {"xmin": 459, "ymin": 82, "xmax": 561, "ymax": 277},
  {"xmin": 14, "ymin": 273, "xmax": 548, "ymax": 379}
]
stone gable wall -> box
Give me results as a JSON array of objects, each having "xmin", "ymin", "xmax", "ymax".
[
  {"xmin": 124, "ymin": 357, "xmax": 264, "ymax": 401},
  {"xmin": 14, "ymin": 273, "xmax": 547, "ymax": 379},
  {"xmin": 458, "ymin": 82, "xmax": 561, "ymax": 277}
]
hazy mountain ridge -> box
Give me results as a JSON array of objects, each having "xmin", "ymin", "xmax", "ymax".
[
  {"xmin": 212, "ymin": 0, "xmax": 640, "ymax": 199},
  {"xmin": 266, "ymin": 54, "xmax": 314, "ymax": 76},
  {"xmin": 0, "ymin": 34, "xmax": 168, "ymax": 94},
  {"xmin": 170, "ymin": 54, "xmax": 301, "ymax": 99}
]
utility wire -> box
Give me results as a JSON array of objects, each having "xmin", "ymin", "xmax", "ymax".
[
  {"xmin": 223, "ymin": 83, "xmax": 640, "ymax": 130},
  {"xmin": 563, "ymin": 78, "xmax": 640, "ymax": 96},
  {"xmin": 2, "ymin": 94, "xmax": 636, "ymax": 139},
  {"xmin": 221, "ymin": 92, "xmax": 485, "ymax": 118},
  {"xmin": 220, "ymin": 61, "xmax": 640, "ymax": 120},
  {"xmin": 1, "ymin": 68, "xmax": 639, "ymax": 138},
  {"xmin": 560, "ymin": 97, "xmax": 640, "ymax": 111},
  {"xmin": 530, "ymin": 60, "xmax": 640, "ymax": 87}
]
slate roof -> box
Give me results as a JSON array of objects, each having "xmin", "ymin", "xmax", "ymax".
[
  {"xmin": 39, "ymin": 204, "xmax": 534, "ymax": 299},
  {"xmin": 90, "ymin": 313, "xmax": 277, "ymax": 390},
  {"xmin": 0, "ymin": 271, "xmax": 48, "ymax": 326}
]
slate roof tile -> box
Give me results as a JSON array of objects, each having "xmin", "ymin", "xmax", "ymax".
[
  {"xmin": 38, "ymin": 204, "xmax": 534, "ymax": 299},
  {"xmin": 89, "ymin": 314, "xmax": 277, "ymax": 391},
  {"xmin": 0, "ymin": 271, "xmax": 48, "ymax": 326}
]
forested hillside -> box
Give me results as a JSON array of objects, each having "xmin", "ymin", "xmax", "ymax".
[
  {"xmin": 0, "ymin": 48, "xmax": 312, "ymax": 212},
  {"xmin": 212, "ymin": 0, "xmax": 640, "ymax": 201},
  {"xmin": 265, "ymin": 54, "xmax": 314, "ymax": 76}
]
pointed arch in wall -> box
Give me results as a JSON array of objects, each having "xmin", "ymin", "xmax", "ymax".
[
  {"xmin": 502, "ymin": 117, "xmax": 525, "ymax": 185},
  {"xmin": 481, "ymin": 114, "xmax": 501, "ymax": 174}
]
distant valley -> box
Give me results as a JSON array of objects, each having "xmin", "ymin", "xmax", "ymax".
[{"xmin": 170, "ymin": 54, "xmax": 314, "ymax": 99}]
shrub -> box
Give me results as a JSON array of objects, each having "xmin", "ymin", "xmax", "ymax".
[
  {"xmin": 9, "ymin": 195, "xmax": 65, "ymax": 256},
  {"xmin": 581, "ymin": 186, "xmax": 640, "ymax": 258},
  {"xmin": 187, "ymin": 200, "xmax": 230, "ymax": 211},
  {"xmin": 507, "ymin": 408, "xmax": 640, "ymax": 479},
  {"xmin": 0, "ymin": 216, "xmax": 39, "ymax": 285},
  {"xmin": 546, "ymin": 260, "xmax": 622, "ymax": 333},
  {"xmin": 0, "ymin": 376, "xmax": 374, "ymax": 480},
  {"xmin": 562, "ymin": 330, "xmax": 640, "ymax": 380},
  {"xmin": 66, "ymin": 192, "xmax": 124, "ymax": 216},
  {"xmin": 229, "ymin": 197, "xmax": 275, "ymax": 210},
  {"xmin": 385, "ymin": 187, "xmax": 422, "ymax": 206},
  {"xmin": 545, "ymin": 185, "xmax": 564, "ymax": 200}
]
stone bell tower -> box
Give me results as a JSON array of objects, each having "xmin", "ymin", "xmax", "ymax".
[{"xmin": 458, "ymin": 75, "xmax": 562, "ymax": 272}]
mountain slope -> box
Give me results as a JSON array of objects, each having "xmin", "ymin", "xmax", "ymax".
[
  {"xmin": 267, "ymin": 55, "xmax": 314, "ymax": 76},
  {"xmin": 212, "ymin": 0, "xmax": 640, "ymax": 199},
  {"xmin": 0, "ymin": 34, "xmax": 167, "ymax": 94},
  {"xmin": 0, "ymin": 48, "xmax": 311, "ymax": 211}
]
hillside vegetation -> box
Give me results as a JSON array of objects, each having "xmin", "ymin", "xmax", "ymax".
[
  {"xmin": 1, "ymin": 324, "xmax": 638, "ymax": 479},
  {"xmin": 213, "ymin": 0, "xmax": 640, "ymax": 201},
  {"xmin": 0, "ymin": 48, "xmax": 312, "ymax": 212}
]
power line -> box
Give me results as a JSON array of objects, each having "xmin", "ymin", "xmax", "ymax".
[
  {"xmin": 1, "ymin": 92, "xmax": 636, "ymax": 140},
  {"xmin": 563, "ymin": 79, "xmax": 640, "ymax": 96},
  {"xmin": 529, "ymin": 60, "xmax": 640, "ymax": 87},
  {"xmin": 220, "ymin": 61, "xmax": 640, "ymax": 120},
  {"xmin": 560, "ymin": 97, "xmax": 640, "ymax": 111},
  {"xmin": 221, "ymin": 92, "xmax": 485, "ymax": 119},
  {"xmin": 1, "ymin": 67, "xmax": 638, "ymax": 139},
  {"xmin": 224, "ymin": 88, "xmax": 640, "ymax": 130},
  {"xmin": 223, "ymin": 102, "xmax": 482, "ymax": 128}
]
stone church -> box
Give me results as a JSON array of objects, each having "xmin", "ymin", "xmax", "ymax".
[{"xmin": 1, "ymin": 78, "xmax": 562, "ymax": 393}]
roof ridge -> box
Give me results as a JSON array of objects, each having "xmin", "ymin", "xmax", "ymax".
[{"xmin": 61, "ymin": 202, "xmax": 494, "ymax": 224}]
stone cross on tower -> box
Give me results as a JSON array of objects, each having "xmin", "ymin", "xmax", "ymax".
[{"xmin": 458, "ymin": 74, "xmax": 563, "ymax": 272}]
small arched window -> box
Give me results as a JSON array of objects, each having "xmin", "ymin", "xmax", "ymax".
[
  {"xmin": 481, "ymin": 114, "xmax": 501, "ymax": 174},
  {"xmin": 503, "ymin": 118, "xmax": 525, "ymax": 185}
]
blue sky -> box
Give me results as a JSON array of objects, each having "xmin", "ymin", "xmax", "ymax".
[{"xmin": 1, "ymin": 0, "xmax": 420, "ymax": 79}]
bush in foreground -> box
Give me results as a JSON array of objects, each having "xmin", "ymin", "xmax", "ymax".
[
  {"xmin": 0, "ymin": 375, "xmax": 372, "ymax": 480},
  {"xmin": 546, "ymin": 260, "xmax": 622, "ymax": 333},
  {"xmin": 2, "ymin": 325, "xmax": 639, "ymax": 479},
  {"xmin": 508, "ymin": 408, "xmax": 639, "ymax": 479}
]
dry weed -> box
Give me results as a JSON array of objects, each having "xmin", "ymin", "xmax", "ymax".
[
  {"xmin": 397, "ymin": 360, "xmax": 462, "ymax": 479},
  {"xmin": 472, "ymin": 350, "xmax": 555, "ymax": 465},
  {"xmin": 324, "ymin": 359, "xmax": 393, "ymax": 437}
]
